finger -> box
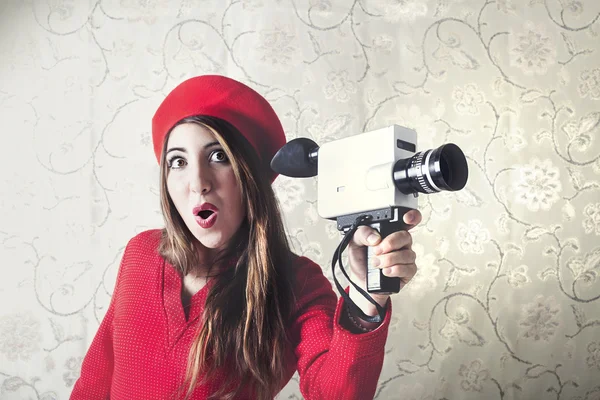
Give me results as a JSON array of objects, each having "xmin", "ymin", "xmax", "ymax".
[
  {"xmin": 403, "ymin": 209, "xmax": 422, "ymax": 229},
  {"xmin": 381, "ymin": 263, "xmax": 418, "ymax": 279},
  {"xmin": 350, "ymin": 225, "xmax": 381, "ymax": 248},
  {"xmin": 374, "ymin": 230, "xmax": 412, "ymax": 255},
  {"xmin": 374, "ymin": 248, "xmax": 416, "ymax": 267}
]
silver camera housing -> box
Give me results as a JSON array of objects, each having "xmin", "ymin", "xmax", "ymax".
[{"xmin": 317, "ymin": 125, "xmax": 418, "ymax": 220}]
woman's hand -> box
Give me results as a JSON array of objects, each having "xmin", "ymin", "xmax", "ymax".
[{"xmin": 346, "ymin": 209, "xmax": 423, "ymax": 317}]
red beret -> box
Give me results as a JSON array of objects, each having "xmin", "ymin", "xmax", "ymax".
[{"xmin": 152, "ymin": 75, "xmax": 286, "ymax": 183}]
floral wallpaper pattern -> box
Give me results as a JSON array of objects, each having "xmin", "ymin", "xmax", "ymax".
[{"xmin": 1, "ymin": 0, "xmax": 599, "ymax": 399}]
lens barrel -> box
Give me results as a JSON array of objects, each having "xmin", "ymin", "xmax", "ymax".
[{"xmin": 393, "ymin": 143, "xmax": 468, "ymax": 195}]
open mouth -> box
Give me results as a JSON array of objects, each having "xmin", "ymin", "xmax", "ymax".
[
  {"xmin": 192, "ymin": 203, "xmax": 219, "ymax": 229},
  {"xmin": 197, "ymin": 210, "xmax": 214, "ymax": 220}
]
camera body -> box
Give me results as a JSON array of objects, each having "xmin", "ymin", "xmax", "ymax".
[
  {"xmin": 317, "ymin": 125, "xmax": 418, "ymax": 220},
  {"xmin": 271, "ymin": 123, "xmax": 468, "ymax": 297}
]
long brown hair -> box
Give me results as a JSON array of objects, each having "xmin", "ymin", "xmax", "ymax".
[{"xmin": 157, "ymin": 115, "xmax": 297, "ymax": 399}]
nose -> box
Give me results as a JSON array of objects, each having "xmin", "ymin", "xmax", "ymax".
[{"xmin": 189, "ymin": 168, "xmax": 212, "ymax": 194}]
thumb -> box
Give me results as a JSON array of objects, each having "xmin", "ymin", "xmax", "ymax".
[{"xmin": 350, "ymin": 225, "xmax": 381, "ymax": 248}]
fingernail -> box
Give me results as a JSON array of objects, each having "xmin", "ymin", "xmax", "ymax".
[
  {"xmin": 372, "ymin": 257, "xmax": 380, "ymax": 267},
  {"xmin": 406, "ymin": 214, "xmax": 414, "ymax": 223},
  {"xmin": 367, "ymin": 233, "xmax": 380, "ymax": 245}
]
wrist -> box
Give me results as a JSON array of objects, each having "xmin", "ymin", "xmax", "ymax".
[
  {"xmin": 345, "ymin": 271, "xmax": 390, "ymax": 332},
  {"xmin": 348, "ymin": 273, "xmax": 390, "ymax": 315},
  {"xmin": 348, "ymin": 287, "xmax": 378, "ymax": 317},
  {"xmin": 345, "ymin": 304, "xmax": 378, "ymax": 332}
]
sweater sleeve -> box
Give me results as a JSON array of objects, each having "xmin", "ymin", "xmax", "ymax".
[
  {"xmin": 291, "ymin": 256, "xmax": 392, "ymax": 400},
  {"xmin": 70, "ymin": 241, "xmax": 129, "ymax": 399}
]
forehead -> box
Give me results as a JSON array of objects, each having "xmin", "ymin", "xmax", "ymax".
[{"xmin": 166, "ymin": 122, "xmax": 217, "ymax": 148}]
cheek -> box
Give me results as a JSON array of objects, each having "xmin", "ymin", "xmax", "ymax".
[
  {"xmin": 166, "ymin": 176, "xmax": 186, "ymax": 203},
  {"xmin": 226, "ymin": 175, "xmax": 245, "ymax": 218},
  {"xmin": 235, "ymin": 191, "xmax": 246, "ymax": 220}
]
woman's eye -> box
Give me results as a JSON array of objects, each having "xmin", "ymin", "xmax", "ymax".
[
  {"xmin": 168, "ymin": 157, "xmax": 186, "ymax": 169},
  {"xmin": 211, "ymin": 150, "xmax": 228, "ymax": 163}
]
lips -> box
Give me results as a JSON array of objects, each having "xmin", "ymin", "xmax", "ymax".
[{"xmin": 192, "ymin": 203, "xmax": 219, "ymax": 229}]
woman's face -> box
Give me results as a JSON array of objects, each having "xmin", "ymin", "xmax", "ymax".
[{"xmin": 165, "ymin": 122, "xmax": 245, "ymax": 254}]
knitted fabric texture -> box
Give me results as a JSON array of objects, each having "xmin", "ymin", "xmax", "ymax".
[{"xmin": 70, "ymin": 229, "xmax": 392, "ymax": 399}]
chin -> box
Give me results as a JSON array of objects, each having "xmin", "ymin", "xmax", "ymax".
[
  {"xmin": 189, "ymin": 227, "xmax": 230, "ymax": 250},
  {"xmin": 198, "ymin": 239, "xmax": 226, "ymax": 250}
]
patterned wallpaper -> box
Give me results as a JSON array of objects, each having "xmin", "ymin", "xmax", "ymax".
[{"xmin": 1, "ymin": 0, "xmax": 599, "ymax": 399}]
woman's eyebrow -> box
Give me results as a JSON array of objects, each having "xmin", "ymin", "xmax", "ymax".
[
  {"xmin": 166, "ymin": 146, "xmax": 186, "ymax": 155},
  {"xmin": 166, "ymin": 141, "xmax": 220, "ymax": 155}
]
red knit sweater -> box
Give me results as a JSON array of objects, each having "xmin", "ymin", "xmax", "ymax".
[{"xmin": 70, "ymin": 229, "xmax": 391, "ymax": 399}]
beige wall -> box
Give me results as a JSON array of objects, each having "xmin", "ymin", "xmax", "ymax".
[{"xmin": 1, "ymin": 0, "xmax": 599, "ymax": 398}]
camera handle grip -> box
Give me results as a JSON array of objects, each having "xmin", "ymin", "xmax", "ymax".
[
  {"xmin": 366, "ymin": 217, "xmax": 410, "ymax": 294},
  {"xmin": 332, "ymin": 207, "xmax": 413, "ymax": 322}
]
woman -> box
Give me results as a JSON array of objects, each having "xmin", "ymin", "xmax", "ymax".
[{"xmin": 71, "ymin": 75, "xmax": 421, "ymax": 400}]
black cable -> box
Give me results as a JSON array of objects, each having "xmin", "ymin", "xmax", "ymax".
[{"xmin": 331, "ymin": 215, "xmax": 387, "ymax": 324}]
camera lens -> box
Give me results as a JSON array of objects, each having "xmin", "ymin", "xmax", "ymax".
[{"xmin": 392, "ymin": 143, "xmax": 468, "ymax": 194}]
